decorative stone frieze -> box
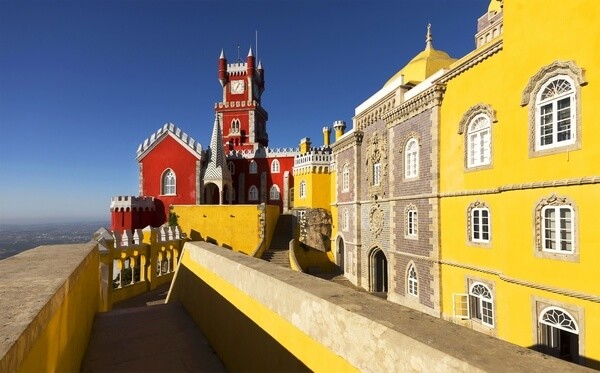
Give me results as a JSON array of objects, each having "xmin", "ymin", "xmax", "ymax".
[{"xmin": 365, "ymin": 130, "xmax": 388, "ymax": 200}]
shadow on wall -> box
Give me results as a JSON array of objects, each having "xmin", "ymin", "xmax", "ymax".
[
  {"xmin": 527, "ymin": 344, "xmax": 599, "ymax": 370},
  {"xmin": 190, "ymin": 230, "xmax": 204, "ymax": 241}
]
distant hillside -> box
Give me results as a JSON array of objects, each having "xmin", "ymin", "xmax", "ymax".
[{"xmin": 0, "ymin": 221, "xmax": 109, "ymax": 260}]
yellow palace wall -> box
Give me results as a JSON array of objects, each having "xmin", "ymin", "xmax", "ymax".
[
  {"xmin": 294, "ymin": 172, "xmax": 331, "ymax": 211},
  {"xmin": 439, "ymin": 0, "xmax": 600, "ymax": 366}
]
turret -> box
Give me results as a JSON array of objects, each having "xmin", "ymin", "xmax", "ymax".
[
  {"xmin": 300, "ymin": 137, "xmax": 312, "ymax": 154},
  {"xmin": 322, "ymin": 127, "xmax": 331, "ymax": 147},
  {"xmin": 247, "ymin": 47, "xmax": 255, "ymax": 78},
  {"xmin": 333, "ymin": 120, "xmax": 346, "ymax": 141},
  {"xmin": 218, "ymin": 49, "xmax": 227, "ymax": 87}
]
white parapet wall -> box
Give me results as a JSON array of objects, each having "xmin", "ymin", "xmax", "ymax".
[{"xmin": 168, "ymin": 241, "xmax": 583, "ymax": 372}]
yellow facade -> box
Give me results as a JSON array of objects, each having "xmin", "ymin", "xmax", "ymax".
[
  {"xmin": 293, "ymin": 172, "xmax": 331, "ymax": 211},
  {"xmin": 439, "ymin": 0, "xmax": 600, "ymax": 367}
]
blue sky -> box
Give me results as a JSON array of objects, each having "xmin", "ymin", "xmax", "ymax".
[{"xmin": 0, "ymin": 0, "xmax": 488, "ymax": 224}]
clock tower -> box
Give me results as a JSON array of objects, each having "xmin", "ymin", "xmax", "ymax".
[{"xmin": 216, "ymin": 47, "xmax": 268, "ymax": 152}]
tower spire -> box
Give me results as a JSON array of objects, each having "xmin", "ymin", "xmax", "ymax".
[{"xmin": 425, "ymin": 23, "xmax": 433, "ymax": 50}]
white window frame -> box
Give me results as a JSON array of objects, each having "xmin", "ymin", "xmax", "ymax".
[
  {"xmin": 161, "ymin": 169, "xmax": 176, "ymax": 196},
  {"xmin": 342, "ymin": 208, "xmax": 349, "ymax": 231},
  {"xmin": 404, "ymin": 138, "xmax": 419, "ymax": 178},
  {"xmin": 342, "ymin": 164, "xmax": 349, "ymax": 192},
  {"xmin": 541, "ymin": 205, "xmax": 574, "ymax": 254},
  {"xmin": 469, "ymin": 282, "xmax": 494, "ymax": 328},
  {"xmin": 249, "ymin": 160, "xmax": 257, "ymax": 174},
  {"xmin": 269, "ymin": 184, "xmax": 280, "ymax": 200},
  {"xmin": 271, "ymin": 159, "xmax": 280, "ymax": 173},
  {"xmin": 407, "ymin": 264, "xmax": 418, "ymax": 297},
  {"xmin": 406, "ymin": 208, "xmax": 418, "ymax": 237},
  {"xmin": 299, "ymin": 181, "xmax": 306, "ymax": 199},
  {"xmin": 373, "ymin": 162, "xmax": 381, "ymax": 186},
  {"xmin": 535, "ymin": 76, "xmax": 576, "ymax": 151},
  {"xmin": 248, "ymin": 185, "xmax": 258, "ymax": 201},
  {"xmin": 467, "ymin": 114, "xmax": 491, "ymax": 168},
  {"xmin": 471, "ymin": 207, "xmax": 490, "ymax": 243}
]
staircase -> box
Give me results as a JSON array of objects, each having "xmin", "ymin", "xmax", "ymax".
[{"xmin": 261, "ymin": 214, "xmax": 294, "ymax": 268}]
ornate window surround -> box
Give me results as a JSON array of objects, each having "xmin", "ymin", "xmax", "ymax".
[
  {"xmin": 458, "ymin": 103, "xmax": 497, "ymax": 171},
  {"xmin": 299, "ymin": 180, "xmax": 307, "ymax": 199},
  {"xmin": 521, "ymin": 61, "xmax": 586, "ymax": 158},
  {"xmin": 365, "ymin": 131, "xmax": 388, "ymax": 200},
  {"xmin": 534, "ymin": 194, "xmax": 579, "ymax": 263},
  {"xmin": 466, "ymin": 201, "xmax": 492, "ymax": 248},
  {"xmin": 404, "ymin": 138, "xmax": 419, "ymax": 180},
  {"xmin": 404, "ymin": 203, "xmax": 418, "ymax": 240},
  {"xmin": 342, "ymin": 208, "xmax": 349, "ymax": 231}
]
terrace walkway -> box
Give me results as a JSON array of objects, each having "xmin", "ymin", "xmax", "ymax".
[{"xmin": 81, "ymin": 284, "xmax": 226, "ymax": 372}]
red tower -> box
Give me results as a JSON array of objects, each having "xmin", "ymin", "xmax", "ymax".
[{"xmin": 216, "ymin": 48, "xmax": 268, "ymax": 152}]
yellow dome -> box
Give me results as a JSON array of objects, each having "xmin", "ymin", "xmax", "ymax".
[
  {"xmin": 488, "ymin": 0, "xmax": 502, "ymax": 14},
  {"xmin": 384, "ymin": 25, "xmax": 456, "ymax": 87}
]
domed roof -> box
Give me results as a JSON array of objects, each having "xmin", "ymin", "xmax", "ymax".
[{"xmin": 384, "ymin": 25, "xmax": 456, "ymax": 87}]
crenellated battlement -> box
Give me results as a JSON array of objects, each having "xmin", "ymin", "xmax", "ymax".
[
  {"xmin": 136, "ymin": 122, "xmax": 203, "ymax": 160},
  {"xmin": 110, "ymin": 196, "xmax": 156, "ymax": 212},
  {"xmin": 215, "ymin": 100, "xmax": 260, "ymax": 110},
  {"xmin": 293, "ymin": 148, "xmax": 333, "ymax": 175},
  {"xmin": 226, "ymin": 146, "xmax": 299, "ymax": 159}
]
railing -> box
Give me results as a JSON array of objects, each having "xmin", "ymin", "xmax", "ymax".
[{"xmin": 96, "ymin": 225, "xmax": 184, "ymax": 311}]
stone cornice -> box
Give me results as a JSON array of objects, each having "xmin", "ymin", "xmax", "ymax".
[
  {"xmin": 437, "ymin": 38, "xmax": 503, "ymax": 84},
  {"xmin": 332, "ymin": 131, "xmax": 364, "ymax": 154},
  {"xmin": 382, "ymin": 85, "xmax": 445, "ymax": 128}
]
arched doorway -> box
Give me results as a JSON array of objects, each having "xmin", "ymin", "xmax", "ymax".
[
  {"xmin": 370, "ymin": 248, "xmax": 388, "ymax": 295},
  {"xmin": 204, "ymin": 183, "xmax": 220, "ymax": 205},
  {"xmin": 538, "ymin": 307, "xmax": 579, "ymax": 363},
  {"xmin": 336, "ymin": 236, "xmax": 345, "ymax": 270}
]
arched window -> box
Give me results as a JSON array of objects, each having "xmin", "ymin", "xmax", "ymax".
[
  {"xmin": 271, "ymin": 159, "xmax": 280, "ymax": 173},
  {"xmin": 227, "ymin": 161, "xmax": 235, "ymax": 175},
  {"xmin": 536, "ymin": 77, "xmax": 576, "ymax": 150},
  {"xmin": 469, "ymin": 282, "xmax": 494, "ymax": 327},
  {"xmin": 299, "ymin": 180, "xmax": 306, "ymax": 199},
  {"xmin": 248, "ymin": 185, "xmax": 258, "ymax": 201},
  {"xmin": 538, "ymin": 306, "xmax": 579, "ymax": 361},
  {"xmin": 467, "ymin": 114, "xmax": 491, "ymax": 168},
  {"xmin": 407, "ymin": 264, "xmax": 418, "ymax": 297},
  {"xmin": 231, "ymin": 118, "xmax": 240, "ymax": 133},
  {"xmin": 405, "ymin": 138, "xmax": 419, "ymax": 178},
  {"xmin": 342, "ymin": 164, "xmax": 349, "ymax": 192},
  {"xmin": 269, "ymin": 184, "xmax": 280, "ymax": 200},
  {"xmin": 249, "ymin": 160, "xmax": 257, "ymax": 174},
  {"xmin": 161, "ymin": 169, "xmax": 176, "ymax": 195}
]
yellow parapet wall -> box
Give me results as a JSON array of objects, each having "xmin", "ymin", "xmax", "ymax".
[
  {"xmin": 0, "ymin": 243, "xmax": 99, "ymax": 373},
  {"xmin": 173, "ymin": 204, "xmax": 279, "ymax": 256},
  {"xmin": 168, "ymin": 241, "xmax": 583, "ymax": 372}
]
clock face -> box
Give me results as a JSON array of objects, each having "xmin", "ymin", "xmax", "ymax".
[{"xmin": 231, "ymin": 80, "xmax": 245, "ymax": 94}]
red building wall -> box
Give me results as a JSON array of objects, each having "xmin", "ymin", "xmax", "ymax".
[{"xmin": 140, "ymin": 134, "xmax": 201, "ymax": 223}]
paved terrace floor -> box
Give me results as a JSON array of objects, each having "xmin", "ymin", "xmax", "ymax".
[{"xmin": 81, "ymin": 284, "xmax": 226, "ymax": 372}]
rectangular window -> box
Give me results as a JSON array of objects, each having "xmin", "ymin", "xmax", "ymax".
[
  {"xmin": 407, "ymin": 209, "xmax": 418, "ymax": 237},
  {"xmin": 543, "ymin": 206, "xmax": 573, "ymax": 253},
  {"xmin": 452, "ymin": 293, "xmax": 469, "ymax": 319},
  {"xmin": 471, "ymin": 208, "xmax": 490, "ymax": 243},
  {"xmin": 373, "ymin": 163, "xmax": 381, "ymax": 186}
]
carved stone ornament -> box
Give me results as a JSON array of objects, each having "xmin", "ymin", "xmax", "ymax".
[
  {"xmin": 369, "ymin": 203, "xmax": 384, "ymax": 238},
  {"xmin": 365, "ymin": 131, "xmax": 388, "ymax": 200}
]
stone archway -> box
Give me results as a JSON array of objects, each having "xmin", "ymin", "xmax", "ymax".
[
  {"xmin": 369, "ymin": 248, "xmax": 388, "ymax": 295},
  {"xmin": 336, "ymin": 235, "xmax": 345, "ymax": 270},
  {"xmin": 204, "ymin": 183, "xmax": 220, "ymax": 205}
]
